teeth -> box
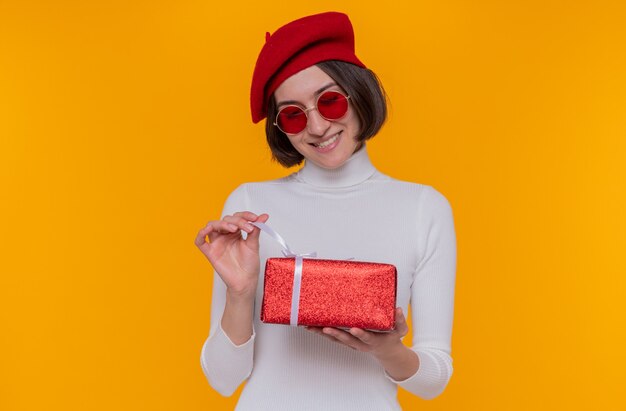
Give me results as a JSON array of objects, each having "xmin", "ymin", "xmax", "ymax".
[{"xmin": 315, "ymin": 133, "xmax": 339, "ymax": 148}]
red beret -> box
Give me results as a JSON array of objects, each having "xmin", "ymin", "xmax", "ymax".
[{"xmin": 250, "ymin": 12, "xmax": 366, "ymax": 123}]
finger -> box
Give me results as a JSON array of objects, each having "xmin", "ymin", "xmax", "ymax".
[
  {"xmin": 194, "ymin": 228, "xmax": 215, "ymax": 260},
  {"xmin": 246, "ymin": 213, "xmax": 270, "ymax": 242},
  {"xmin": 232, "ymin": 211, "xmax": 259, "ymax": 221},
  {"xmin": 223, "ymin": 215, "xmax": 256, "ymax": 234},
  {"xmin": 196, "ymin": 223, "xmax": 235, "ymax": 247},
  {"xmin": 205, "ymin": 218, "xmax": 239, "ymax": 232},
  {"xmin": 207, "ymin": 219, "xmax": 240, "ymax": 237},
  {"xmin": 194, "ymin": 225, "xmax": 213, "ymax": 247},
  {"xmin": 394, "ymin": 307, "xmax": 409, "ymax": 336},
  {"xmin": 322, "ymin": 328, "xmax": 368, "ymax": 351},
  {"xmin": 197, "ymin": 220, "xmax": 240, "ymax": 244},
  {"xmin": 348, "ymin": 328, "xmax": 373, "ymax": 345},
  {"xmin": 255, "ymin": 213, "xmax": 270, "ymax": 223},
  {"xmin": 305, "ymin": 326, "xmax": 343, "ymax": 344}
]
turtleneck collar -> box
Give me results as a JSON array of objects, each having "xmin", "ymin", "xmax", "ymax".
[{"xmin": 294, "ymin": 146, "xmax": 377, "ymax": 188}]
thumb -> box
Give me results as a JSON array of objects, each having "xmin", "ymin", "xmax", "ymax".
[
  {"xmin": 247, "ymin": 213, "xmax": 270, "ymax": 243},
  {"xmin": 395, "ymin": 307, "xmax": 409, "ymax": 336}
]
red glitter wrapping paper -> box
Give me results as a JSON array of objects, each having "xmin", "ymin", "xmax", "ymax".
[{"xmin": 261, "ymin": 258, "xmax": 397, "ymax": 331}]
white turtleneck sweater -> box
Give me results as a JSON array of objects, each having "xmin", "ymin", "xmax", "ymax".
[{"xmin": 200, "ymin": 147, "xmax": 456, "ymax": 410}]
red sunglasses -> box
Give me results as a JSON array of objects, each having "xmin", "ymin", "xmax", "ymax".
[{"xmin": 274, "ymin": 90, "xmax": 351, "ymax": 135}]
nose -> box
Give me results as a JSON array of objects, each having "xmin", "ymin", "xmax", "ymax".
[{"xmin": 306, "ymin": 108, "xmax": 331, "ymax": 137}]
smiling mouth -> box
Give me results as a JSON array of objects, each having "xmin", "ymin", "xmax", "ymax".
[{"xmin": 312, "ymin": 132, "xmax": 341, "ymax": 148}]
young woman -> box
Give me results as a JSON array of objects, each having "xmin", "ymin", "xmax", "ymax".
[{"xmin": 195, "ymin": 12, "xmax": 457, "ymax": 410}]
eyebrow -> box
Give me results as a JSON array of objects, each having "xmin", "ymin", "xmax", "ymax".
[{"xmin": 276, "ymin": 82, "xmax": 337, "ymax": 108}]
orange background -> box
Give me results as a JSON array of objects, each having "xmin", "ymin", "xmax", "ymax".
[{"xmin": 1, "ymin": 1, "xmax": 625, "ymax": 410}]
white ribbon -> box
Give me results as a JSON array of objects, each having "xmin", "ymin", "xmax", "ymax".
[{"xmin": 251, "ymin": 222, "xmax": 316, "ymax": 326}]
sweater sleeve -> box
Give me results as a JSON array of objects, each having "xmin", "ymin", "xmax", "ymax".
[
  {"xmin": 199, "ymin": 185, "xmax": 256, "ymax": 396},
  {"xmin": 386, "ymin": 185, "xmax": 457, "ymax": 399}
]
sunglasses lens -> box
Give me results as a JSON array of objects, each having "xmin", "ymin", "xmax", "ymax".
[
  {"xmin": 317, "ymin": 91, "xmax": 349, "ymax": 120},
  {"xmin": 275, "ymin": 91, "xmax": 349, "ymax": 135},
  {"xmin": 277, "ymin": 106, "xmax": 307, "ymax": 134}
]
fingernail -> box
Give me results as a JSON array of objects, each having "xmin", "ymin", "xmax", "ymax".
[
  {"xmin": 244, "ymin": 223, "xmax": 254, "ymax": 232},
  {"xmin": 227, "ymin": 223, "xmax": 238, "ymax": 230}
]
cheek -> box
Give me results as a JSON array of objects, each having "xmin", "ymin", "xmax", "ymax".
[
  {"xmin": 347, "ymin": 111, "xmax": 361, "ymax": 138},
  {"xmin": 286, "ymin": 134, "xmax": 307, "ymax": 151}
]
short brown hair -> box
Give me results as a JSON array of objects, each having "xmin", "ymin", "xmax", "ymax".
[{"xmin": 265, "ymin": 61, "xmax": 388, "ymax": 168}]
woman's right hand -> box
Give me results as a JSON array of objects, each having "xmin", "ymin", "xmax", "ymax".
[{"xmin": 195, "ymin": 211, "xmax": 269, "ymax": 298}]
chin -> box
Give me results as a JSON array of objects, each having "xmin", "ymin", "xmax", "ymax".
[
  {"xmin": 309, "ymin": 152, "xmax": 352, "ymax": 169},
  {"xmin": 298, "ymin": 134, "xmax": 361, "ymax": 170}
]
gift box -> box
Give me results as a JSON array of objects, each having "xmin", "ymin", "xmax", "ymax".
[{"xmin": 260, "ymin": 257, "xmax": 397, "ymax": 331}]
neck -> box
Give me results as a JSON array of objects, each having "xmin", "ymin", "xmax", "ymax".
[{"xmin": 295, "ymin": 146, "xmax": 377, "ymax": 188}]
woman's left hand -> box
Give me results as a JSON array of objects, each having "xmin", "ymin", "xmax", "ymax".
[
  {"xmin": 306, "ymin": 307, "xmax": 408, "ymax": 359},
  {"xmin": 306, "ymin": 307, "xmax": 419, "ymax": 380}
]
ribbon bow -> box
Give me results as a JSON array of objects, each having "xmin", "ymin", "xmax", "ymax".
[{"xmin": 251, "ymin": 222, "xmax": 316, "ymax": 326}]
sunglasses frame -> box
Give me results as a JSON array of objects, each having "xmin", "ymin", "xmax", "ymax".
[{"xmin": 273, "ymin": 90, "xmax": 351, "ymax": 135}]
